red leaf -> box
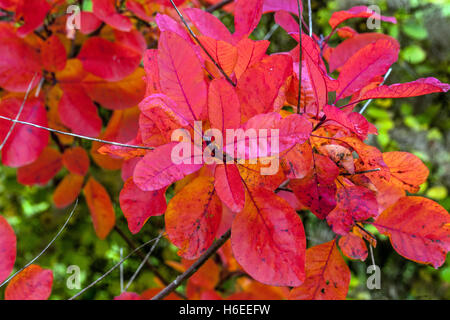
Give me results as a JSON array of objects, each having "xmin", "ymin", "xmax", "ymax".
[
  {"xmin": 158, "ymin": 31, "xmax": 207, "ymax": 120},
  {"xmin": 355, "ymin": 77, "xmax": 450, "ymax": 102},
  {"xmin": 114, "ymin": 292, "xmax": 141, "ymax": 300},
  {"xmin": 275, "ymin": 10, "xmax": 300, "ymax": 35},
  {"xmin": 291, "ymin": 154, "xmax": 339, "ymax": 219},
  {"xmin": 231, "ymin": 188, "xmax": 306, "ymax": 286},
  {"xmin": 62, "ymin": 147, "xmax": 90, "ymax": 176},
  {"xmin": 208, "ymin": 78, "xmax": 241, "ymax": 134},
  {"xmin": 289, "ymin": 240, "xmax": 350, "ymax": 300},
  {"xmin": 83, "ymin": 177, "xmax": 116, "ymax": 240},
  {"xmin": 329, "ymin": 6, "xmax": 397, "ymax": 29},
  {"xmin": 0, "ymin": 35, "xmax": 42, "ymax": 92},
  {"xmin": 155, "ymin": 13, "xmax": 191, "ymax": 42},
  {"xmin": 327, "ymin": 186, "xmax": 378, "ymax": 235},
  {"xmin": 329, "ymin": 33, "xmax": 399, "ymax": 72},
  {"xmin": 0, "ymin": 215, "xmax": 16, "ymax": 284},
  {"xmin": 114, "ymin": 29, "xmax": 146, "ymax": 56},
  {"xmin": 78, "ymin": 37, "xmax": 141, "ymax": 81},
  {"xmin": 234, "ymin": 0, "xmax": 264, "ymax": 39},
  {"xmin": 5, "ymin": 265, "xmax": 53, "ymax": 300},
  {"xmin": 0, "ymin": 97, "xmax": 49, "ymax": 167},
  {"xmin": 166, "ymin": 176, "xmax": 222, "ymax": 259},
  {"xmin": 92, "ymin": 0, "xmax": 132, "ymax": 31},
  {"xmin": 373, "ymin": 197, "xmax": 450, "ymax": 268},
  {"xmin": 17, "ymin": 147, "xmax": 62, "ymax": 185},
  {"xmin": 79, "ymin": 12, "xmax": 102, "ymax": 35},
  {"xmin": 336, "ymin": 39, "xmax": 399, "ymax": 100},
  {"xmin": 120, "ymin": 178, "xmax": 167, "ymax": 234},
  {"xmin": 263, "ymin": 0, "xmax": 302, "ymax": 14},
  {"xmin": 237, "ymin": 55, "xmax": 292, "ymax": 120},
  {"xmin": 214, "ymin": 164, "xmax": 245, "ymax": 213},
  {"xmin": 183, "ymin": 8, "xmax": 234, "ymax": 43},
  {"xmin": 16, "ymin": 0, "xmax": 50, "ymax": 37},
  {"xmin": 58, "ymin": 85, "xmax": 102, "ymax": 138},
  {"xmin": 324, "ymin": 105, "xmax": 376, "ymax": 140},
  {"xmin": 41, "ymin": 35, "xmax": 67, "ymax": 72},
  {"xmin": 133, "ymin": 142, "xmax": 203, "ymax": 192},
  {"xmin": 338, "ymin": 233, "xmax": 368, "ymax": 261}
]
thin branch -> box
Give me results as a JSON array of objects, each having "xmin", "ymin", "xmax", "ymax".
[
  {"xmin": 112, "ymin": 226, "xmax": 187, "ymax": 299},
  {"xmin": 168, "ymin": 0, "xmax": 237, "ymax": 87},
  {"xmin": 0, "ymin": 73, "xmax": 37, "ymax": 150},
  {"xmin": 263, "ymin": 23, "xmax": 280, "ymax": 41},
  {"xmin": 69, "ymin": 235, "xmax": 161, "ymax": 300},
  {"xmin": 307, "ymin": 0, "xmax": 312, "ymax": 37},
  {"xmin": 359, "ymin": 68, "xmax": 393, "ymax": 114},
  {"xmin": 296, "ymin": 0, "xmax": 303, "ymax": 114},
  {"xmin": 151, "ymin": 229, "xmax": 231, "ymax": 300},
  {"xmin": 341, "ymin": 168, "xmax": 381, "ymax": 176},
  {"xmin": 120, "ymin": 248, "xmax": 124, "ymax": 293},
  {"xmin": 0, "ymin": 199, "xmax": 78, "ymax": 288},
  {"xmin": 124, "ymin": 231, "xmax": 164, "ymax": 292},
  {"xmin": 205, "ymin": 0, "xmax": 233, "ymax": 13},
  {"xmin": 0, "ymin": 115, "xmax": 154, "ymax": 151}
]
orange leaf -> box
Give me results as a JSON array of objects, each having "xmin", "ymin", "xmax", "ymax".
[
  {"xmin": 382, "ymin": 151, "xmax": 429, "ymax": 193},
  {"xmin": 166, "ymin": 176, "xmax": 222, "ymax": 259},
  {"xmin": 53, "ymin": 173, "xmax": 84, "ymax": 209},
  {"xmin": 83, "ymin": 177, "xmax": 116, "ymax": 240},
  {"xmin": 62, "ymin": 147, "xmax": 90, "ymax": 176},
  {"xmin": 289, "ymin": 240, "xmax": 350, "ymax": 300}
]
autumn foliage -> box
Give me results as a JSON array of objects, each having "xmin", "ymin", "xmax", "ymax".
[{"xmin": 0, "ymin": 0, "xmax": 449, "ymax": 300}]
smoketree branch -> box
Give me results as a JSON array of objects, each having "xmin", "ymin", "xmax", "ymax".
[{"xmin": 151, "ymin": 229, "xmax": 231, "ymax": 300}]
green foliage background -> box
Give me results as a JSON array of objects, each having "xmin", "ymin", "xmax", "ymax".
[{"xmin": 0, "ymin": 0, "xmax": 449, "ymax": 300}]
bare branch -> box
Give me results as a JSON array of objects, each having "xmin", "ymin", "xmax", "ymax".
[
  {"xmin": 0, "ymin": 199, "xmax": 78, "ymax": 288},
  {"xmin": 69, "ymin": 234, "xmax": 162, "ymax": 300},
  {"xmin": 124, "ymin": 231, "xmax": 164, "ymax": 292},
  {"xmin": 359, "ymin": 68, "xmax": 393, "ymax": 114},
  {"xmin": 168, "ymin": 0, "xmax": 237, "ymax": 87},
  {"xmin": 151, "ymin": 229, "xmax": 231, "ymax": 300},
  {"xmin": 307, "ymin": 0, "xmax": 312, "ymax": 37},
  {"xmin": 0, "ymin": 115, "xmax": 154, "ymax": 151}
]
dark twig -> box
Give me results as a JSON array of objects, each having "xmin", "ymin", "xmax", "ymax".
[
  {"xmin": 168, "ymin": 0, "xmax": 236, "ymax": 87},
  {"xmin": 205, "ymin": 0, "xmax": 233, "ymax": 13},
  {"xmin": 151, "ymin": 229, "xmax": 232, "ymax": 300},
  {"xmin": 296, "ymin": 0, "xmax": 303, "ymax": 114},
  {"xmin": 0, "ymin": 199, "xmax": 78, "ymax": 288},
  {"xmin": 341, "ymin": 168, "xmax": 381, "ymax": 176}
]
